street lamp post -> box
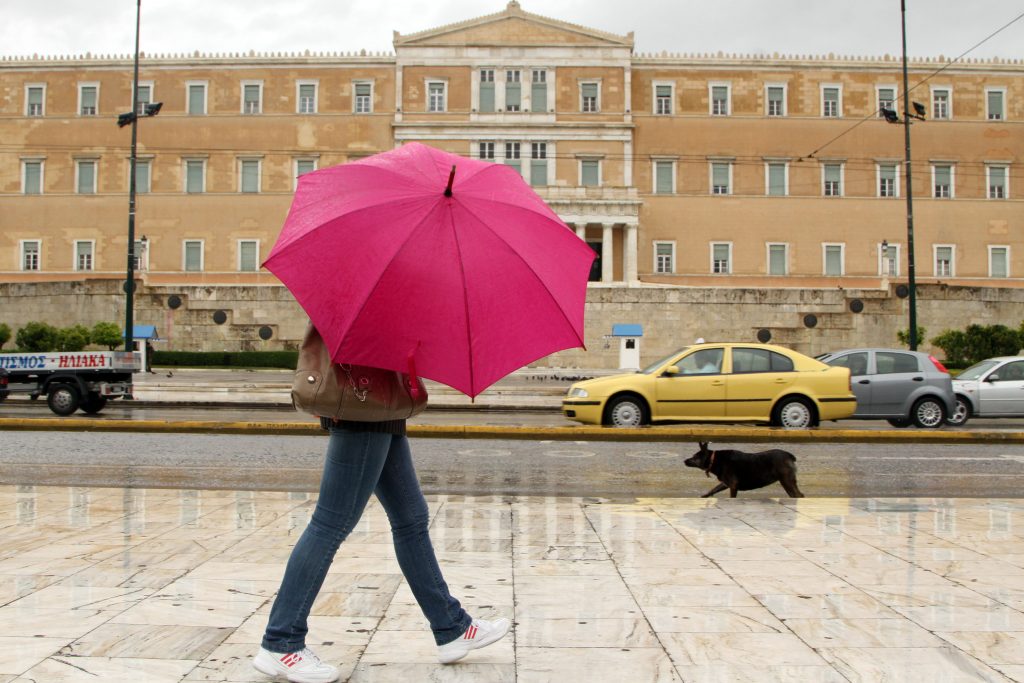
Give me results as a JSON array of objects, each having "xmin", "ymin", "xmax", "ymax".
[
  {"xmin": 117, "ymin": 0, "xmax": 161, "ymax": 375},
  {"xmin": 899, "ymin": 0, "xmax": 919, "ymax": 350}
]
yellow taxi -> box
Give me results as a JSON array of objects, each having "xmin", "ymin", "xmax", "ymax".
[{"xmin": 562, "ymin": 342, "xmax": 855, "ymax": 428}]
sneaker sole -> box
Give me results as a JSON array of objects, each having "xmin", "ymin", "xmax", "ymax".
[
  {"xmin": 252, "ymin": 657, "xmax": 339, "ymax": 683},
  {"xmin": 438, "ymin": 621, "xmax": 511, "ymax": 664}
]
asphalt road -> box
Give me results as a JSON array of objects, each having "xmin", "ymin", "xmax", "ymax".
[{"xmin": 2, "ymin": 429, "xmax": 1022, "ymax": 498}]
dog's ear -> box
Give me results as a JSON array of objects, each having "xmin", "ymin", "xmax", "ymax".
[{"xmin": 698, "ymin": 441, "xmax": 709, "ymax": 452}]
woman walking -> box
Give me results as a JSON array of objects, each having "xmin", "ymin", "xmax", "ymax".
[{"xmin": 253, "ymin": 410, "xmax": 509, "ymax": 683}]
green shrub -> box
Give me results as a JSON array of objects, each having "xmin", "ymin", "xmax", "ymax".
[
  {"xmin": 896, "ymin": 326, "xmax": 926, "ymax": 348},
  {"xmin": 15, "ymin": 321, "xmax": 60, "ymax": 351},
  {"xmin": 91, "ymin": 321, "xmax": 123, "ymax": 350},
  {"xmin": 57, "ymin": 325, "xmax": 92, "ymax": 352},
  {"xmin": 932, "ymin": 324, "xmax": 1023, "ymax": 367},
  {"xmin": 152, "ymin": 350, "xmax": 298, "ymax": 369},
  {"xmin": 0, "ymin": 323, "xmax": 10, "ymax": 349}
]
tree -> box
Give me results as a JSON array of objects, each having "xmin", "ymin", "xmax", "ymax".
[
  {"xmin": 896, "ymin": 326, "xmax": 926, "ymax": 349},
  {"xmin": 91, "ymin": 322, "xmax": 123, "ymax": 350},
  {"xmin": 15, "ymin": 321, "xmax": 60, "ymax": 352},
  {"xmin": 931, "ymin": 323, "xmax": 1023, "ymax": 367},
  {"xmin": 57, "ymin": 325, "xmax": 91, "ymax": 352},
  {"xmin": 0, "ymin": 323, "xmax": 10, "ymax": 349}
]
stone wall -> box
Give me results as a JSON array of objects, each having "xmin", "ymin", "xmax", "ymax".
[{"xmin": 1, "ymin": 280, "xmax": 1022, "ymax": 366}]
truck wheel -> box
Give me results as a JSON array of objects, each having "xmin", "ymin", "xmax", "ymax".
[
  {"xmin": 80, "ymin": 394, "xmax": 108, "ymax": 415},
  {"xmin": 47, "ymin": 384, "xmax": 81, "ymax": 416}
]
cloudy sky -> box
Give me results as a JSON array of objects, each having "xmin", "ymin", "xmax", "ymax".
[{"xmin": 2, "ymin": 0, "xmax": 1022, "ymax": 60}]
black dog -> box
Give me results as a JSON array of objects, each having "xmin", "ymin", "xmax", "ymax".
[{"xmin": 684, "ymin": 442, "xmax": 804, "ymax": 498}]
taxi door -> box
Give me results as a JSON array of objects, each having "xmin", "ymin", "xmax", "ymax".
[
  {"xmin": 725, "ymin": 347, "xmax": 796, "ymax": 420},
  {"xmin": 654, "ymin": 347, "xmax": 726, "ymax": 420}
]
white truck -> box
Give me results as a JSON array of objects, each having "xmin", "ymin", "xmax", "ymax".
[{"xmin": 0, "ymin": 350, "xmax": 138, "ymax": 416}]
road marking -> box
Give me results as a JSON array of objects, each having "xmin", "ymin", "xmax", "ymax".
[
  {"xmin": 457, "ymin": 448, "xmax": 512, "ymax": 458},
  {"xmin": 625, "ymin": 450, "xmax": 681, "ymax": 459},
  {"xmin": 857, "ymin": 456, "xmax": 1010, "ymax": 461},
  {"xmin": 544, "ymin": 450, "xmax": 595, "ymax": 458}
]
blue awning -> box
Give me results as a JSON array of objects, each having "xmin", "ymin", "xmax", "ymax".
[
  {"xmin": 611, "ymin": 324, "xmax": 643, "ymax": 337},
  {"xmin": 122, "ymin": 325, "xmax": 159, "ymax": 340}
]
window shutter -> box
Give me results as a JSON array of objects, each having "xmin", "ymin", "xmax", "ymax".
[
  {"xmin": 582, "ymin": 83, "xmax": 598, "ymax": 99},
  {"xmin": 135, "ymin": 160, "xmax": 150, "ymax": 193},
  {"xmin": 992, "ymin": 248, "xmax": 1008, "ymax": 278},
  {"xmin": 240, "ymin": 242, "xmax": 258, "ymax": 271},
  {"xmin": 712, "ymin": 163, "xmax": 729, "ymax": 188},
  {"xmin": 188, "ymin": 85, "xmax": 204, "ymax": 114},
  {"xmin": 81, "ymin": 87, "xmax": 97, "ymax": 112},
  {"xmin": 769, "ymin": 245, "xmax": 786, "ymax": 275},
  {"xmin": 935, "ymin": 166, "xmax": 951, "ymax": 185},
  {"xmin": 241, "ymin": 160, "xmax": 259, "ymax": 192},
  {"xmin": 581, "ymin": 160, "xmax": 599, "ymax": 186},
  {"xmin": 826, "ymin": 246, "xmax": 842, "ymax": 275},
  {"xmin": 531, "ymin": 76, "xmax": 547, "ymax": 112},
  {"xmin": 77, "ymin": 162, "xmax": 95, "ymax": 193},
  {"xmin": 988, "ymin": 90, "xmax": 1003, "ymax": 118},
  {"xmin": 187, "ymin": 161, "xmax": 203, "ymax": 193},
  {"xmin": 479, "ymin": 71, "xmax": 495, "ymax": 112},
  {"xmin": 655, "ymin": 162, "xmax": 673, "ymax": 193},
  {"xmin": 25, "ymin": 162, "xmax": 41, "ymax": 194},
  {"xmin": 768, "ymin": 164, "xmax": 785, "ymax": 195},
  {"xmin": 185, "ymin": 242, "xmax": 202, "ymax": 271}
]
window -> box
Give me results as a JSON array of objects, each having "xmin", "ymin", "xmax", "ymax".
[
  {"xmin": 21, "ymin": 240, "xmax": 40, "ymax": 271},
  {"xmin": 581, "ymin": 82, "xmax": 599, "ymax": 112},
  {"xmin": 827, "ymin": 351, "xmax": 868, "ymax": 376},
  {"xmin": 766, "ymin": 85, "xmax": 785, "ymax": 116},
  {"xmin": 79, "ymin": 84, "xmax": 98, "ymax": 116},
  {"xmin": 26, "ymin": 85, "xmax": 45, "ymax": 116},
  {"xmin": 132, "ymin": 239, "xmax": 146, "ymax": 271},
  {"xmin": 478, "ymin": 69, "xmax": 495, "ymax": 112},
  {"xmin": 187, "ymin": 82, "xmax": 207, "ymax": 115},
  {"xmin": 135, "ymin": 83, "xmax": 152, "ymax": 115},
  {"xmin": 823, "ymin": 163, "xmax": 843, "ymax": 196},
  {"xmin": 988, "ymin": 165, "xmax": 1008, "ymax": 199},
  {"xmin": 185, "ymin": 159, "xmax": 205, "ymax": 193},
  {"xmin": 654, "ymin": 242, "xmax": 675, "ymax": 274},
  {"xmin": 933, "ymin": 164, "xmax": 953, "ymax": 198},
  {"xmin": 478, "ymin": 141, "xmax": 495, "ymax": 161},
  {"xmin": 732, "ymin": 348, "xmax": 794, "ymax": 373},
  {"xmin": 655, "ymin": 84, "xmax": 673, "ymax": 115},
  {"xmin": 768, "ymin": 243, "xmax": 788, "ymax": 275},
  {"xmin": 580, "ymin": 159, "xmax": 600, "ymax": 187},
  {"xmin": 877, "ymin": 86, "xmax": 896, "ymax": 116},
  {"xmin": 76, "ymin": 160, "xmax": 96, "ymax": 194},
  {"xmin": 427, "ymin": 81, "xmax": 446, "ymax": 112},
  {"xmin": 711, "ymin": 243, "xmax": 731, "ymax": 274},
  {"xmin": 935, "ymin": 245, "xmax": 954, "ymax": 277},
  {"xmin": 878, "ymin": 163, "xmax": 898, "ymax": 197},
  {"xmin": 505, "ymin": 70, "xmax": 521, "ymax": 112},
  {"xmin": 877, "ymin": 352, "xmax": 920, "ymax": 374},
  {"xmin": 990, "ymin": 246, "xmax": 1009, "ymax": 278},
  {"xmin": 22, "ymin": 160, "xmax": 43, "ymax": 194},
  {"xmin": 879, "ymin": 242, "xmax": 899, "ymax": 276},
  {"xmin": 932, "ymin": 87, "xmax": 950, "ymax": 119},
  {"xmin": 987, "ymin": 88, "xmax": 1006, "ymax": 120},
  {"xmin": 710, "ymin": 83, "xmax": 730, "ymax": 116},
  {"xmin": 183, "ymin": 240, "xmax": 204, "ymax": 272},
  {"xmin": 531, "ymin": 69, "xmax": 548, "ymax": 112},
  {"xmin": 354, "ymin": 82, "xmax": 372, "ymax": 113},
  {"xmin": 297, "ymin": 82, "xmax": 317, "ymax": 114},
  {"xmin": 822, "ymin": 86, "xmax": 841, "ymax": 117},
  {"xmin": 711, "ymin": 162, "xmax": 731, "ymax": 195},
  {"xmin": 824, "ymin": 244, "xmax": 844, "ymax": 276},
  {"xmin": 240, "ymin": 159, "xmax": 260, "ymax": 193},
  {"xmin": 295, "ymin": 158, "xmax": 317, "ymax": 184},
  {"xmin": 530, "ymin": 142, "xmax": 548, "ymax": 186},
  {"xmin": 766, "ymin": 162, "xmax": 787, "ymax": 196},
  {"xmin": 134, "ymin": 159, "xmax": 151, "ymax": 194},
  {"xmin": 242, "ymin": 83, "xmax": 261, "ymax": 114},
  {"xmin": 75, "ymin": 241, "xmax": 94, "ymax": 271},
  {"xmin": 504, "ymin": 142, "xmax": 521, "ymax": 175},
  {"xmin": 654, "ymin": 160, "xmax": 674, "ymax": 194},
  {"xmin": 238, "ymin": 240, "xmax": 259, "ymax": 272}
]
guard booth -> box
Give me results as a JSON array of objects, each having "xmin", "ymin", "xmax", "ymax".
[
  {"xmin": 609, "ymin": 324, "xmax": 643, "ymax": 370},
  {"xmin": 122, "ymin": 324, "xmax": 160, "ymax": 372}
]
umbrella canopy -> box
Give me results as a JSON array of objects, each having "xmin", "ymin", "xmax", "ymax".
[{"xmin": 264, "ymin": 142, "xmax": 595, "ymax": 398}]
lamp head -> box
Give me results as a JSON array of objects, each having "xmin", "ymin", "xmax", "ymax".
[
  {"xmin": 912, "ymin": 101, "xmax": 927, "ymax": 117},
  {"xmin": 144, "ymin": 101, "xmax": 163, "ymax": 117},
  {"xmin": 881, "ymin": 107, "xmax": 900, "ymax": 123},
  {"xmin": 117, "ymin": 111, "xmax": 137, "ymax": 128}
]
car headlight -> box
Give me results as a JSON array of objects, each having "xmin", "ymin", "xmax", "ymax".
[{"xmin": 567, "ymin": 387, "xmax": 589, "ymax": 398}]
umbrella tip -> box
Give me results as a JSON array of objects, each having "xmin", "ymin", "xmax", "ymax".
[{"xmin": 444, "ymin": 165, "xmax": 456, "ymax": 197}]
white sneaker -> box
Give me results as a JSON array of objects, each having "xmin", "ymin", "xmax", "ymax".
[
  {"xmin": 252, "ymin": 647, "xmax": 339, "ymax": 683},
  {"xmin": 437, "ymin": 617, "xmax": 511, "ymax": 664}
]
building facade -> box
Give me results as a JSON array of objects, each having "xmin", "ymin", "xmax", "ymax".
[{"xmin": 1, "ymin": 2, "xmax": 1022, "ymax": 355}]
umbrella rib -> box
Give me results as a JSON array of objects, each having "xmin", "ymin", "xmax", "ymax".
[
  {"xmin": 447, "ymin": 203, "xmax": 477, "ymax": 396},
  {"xmin": 455, "ymin": 200, "xmax": 586, "ymax": 349}
]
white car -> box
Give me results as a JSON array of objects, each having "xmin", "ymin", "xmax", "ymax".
[{"xmin": 949, "ymin": 356, "xmax": 1024, "ymax": 426}]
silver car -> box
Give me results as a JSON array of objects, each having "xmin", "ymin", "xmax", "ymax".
[
  {"xmin": 949, "ymin": 356, "xmax": 1024, "ymax": 426},
  {"xmin": 816, "ymin": 348, "xmax": 956, "ymax": 428}
]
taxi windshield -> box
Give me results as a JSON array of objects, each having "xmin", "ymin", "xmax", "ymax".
[{"xmin": 641, "ymin": 347, "xmax": 688, "ymax": 374}]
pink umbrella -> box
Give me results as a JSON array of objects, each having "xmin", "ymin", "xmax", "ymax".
[{"xmin": 264, "ymin": 142, "xmax": 595, "ymax": 398}]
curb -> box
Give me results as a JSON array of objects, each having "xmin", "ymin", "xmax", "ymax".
[{"xmin": 2, "ymin": 417, "xmax": 1023, "ymax": 443}]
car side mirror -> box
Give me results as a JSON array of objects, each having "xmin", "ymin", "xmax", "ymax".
[
  {"xmin": 986, "ymin": 374, "xmax": 999, "ymax": 382},
  {"xmin": 663, "ymin": 365, "xmax": 680, "ymax": 376}
]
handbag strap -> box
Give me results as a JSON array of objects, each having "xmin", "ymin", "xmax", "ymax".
[{"xmin": 338, "ymin": 364, "xmax": 369, "ymax": 403}]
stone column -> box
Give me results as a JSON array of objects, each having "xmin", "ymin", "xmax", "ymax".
[
  {"xmin": 602, "ymin": 222, "xmax": 615, "ymax": 283},
  {"xmin": 574, "ymin": 223, "xmax": 587, "ymax": 241},
  {"xmin": 624, "ymin": 222, "xmax": 638, "ymax": 285}
]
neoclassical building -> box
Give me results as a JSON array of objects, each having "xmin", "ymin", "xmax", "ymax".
[{"xmin": 1, "ymin": 2, "xmax": 1022, "ymax": 354}]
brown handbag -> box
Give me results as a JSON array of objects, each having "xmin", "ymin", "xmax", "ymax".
[{"xmin": 291, "ymin": 322, "xmax": 427, "ymax": 421}]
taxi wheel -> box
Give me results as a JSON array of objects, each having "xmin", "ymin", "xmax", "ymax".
[
  {"xmin": 772, "ymin": 396, "xmax": 818, "ymax": 429},
  {"xmin": 605, "ymin": 395, "xmax": 648, "ymax": 427}
]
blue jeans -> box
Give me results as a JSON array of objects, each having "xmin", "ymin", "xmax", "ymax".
[{"xmin": 262, "ymin": 427, "xmax": 471, "ymax": 652}]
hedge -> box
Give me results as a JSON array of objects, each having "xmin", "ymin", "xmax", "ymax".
[{"xmin": 152, "ymin": 350, "xmax": 298, "ymax": 369}]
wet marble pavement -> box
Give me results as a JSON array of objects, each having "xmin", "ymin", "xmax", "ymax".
[{"xmin": 2, "ymin": 485, "xmax": 1024, "ymax": 682}]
